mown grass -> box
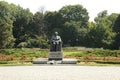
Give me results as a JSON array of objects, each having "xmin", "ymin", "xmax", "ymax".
[{"xmin": 0, "ymin": 64, "xmax": 32, "ymax": 66}]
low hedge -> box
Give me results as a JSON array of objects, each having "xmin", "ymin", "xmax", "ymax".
[
  {"xmin": 94, "ymin": 61, "xmax": 120, "ymax": 64},
  {"xmin": 0, "ymin": 60, "xmax": 32, "ymax": 64}
]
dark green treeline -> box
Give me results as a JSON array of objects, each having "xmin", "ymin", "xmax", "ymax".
[{"xmin": 0, "ymin": 1, "xmax": 120, "ymax": 49}]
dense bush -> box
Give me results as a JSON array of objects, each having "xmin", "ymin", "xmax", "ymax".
[
  {"xmin": 63, "ymin": 47, "xmax": 119, "ymax": 57},
  {"xmin": 83, "ymin": 50, "xmax": 120, "ymax": 57},
  {"xmin": 0, "ymin": 48, "xmax": 48, "ymax": 57},
  {"xmin": 1, "ymin": 48, "xmax": 120, "ymax": 58}
]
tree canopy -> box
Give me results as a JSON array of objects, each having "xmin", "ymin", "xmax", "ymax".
[
  {"xmin": 0, "ymin": 1, "xmax": 15, "ymax": 48},
  {"xmin": 0, "ymin": 1, "xmax": 120, "ymax": 49}
]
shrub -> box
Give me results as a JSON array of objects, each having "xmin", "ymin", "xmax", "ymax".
[
  {"xmin": 5, "ymin": 55, "xmax": 14, "ymax": 61},
  {"xmin": 17, "ymin": 42, "xmax": 28, "ymax": 48},
  {"xmin": 20, "ymin": 55, "xmax": 27, "ymax": 60},
  {"xmin": 64, "ymin": 52, "xmax": 84, "ymax": 57},
  {"xmin": 26, "ymin": 36, "xmax": 49, "ymax": 48},
  {"xmin": 0, "ymin": 53, "xmax": 5, "ymax": 60}
]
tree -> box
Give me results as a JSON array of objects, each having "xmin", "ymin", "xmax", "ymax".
[
  {"xmin": 0, "ymin": 1, "xmax": 15, "ymax": 48},
  {"xmin": 13, "ymin": 6, "xmax": 33, "ymax": 47},
  {"xmin": 28, "ymin": 12, "xmax": 48, "ymax": 48},
  {"xmin": 108, "ymin": 13, "xmax": 119, "ymax": 28},
  {"xmin": 44, "ymin": 11, "xmax": 63, "ymax": 38},
  {"xmin": 29, "ymin": 12, "xmax": 46, "ymax": 36},
  {"xmin": 89, "ymin": 10, "xmax": 118, "ymax": 48},
  {"xmin": 59, "ymin": 5, "xmax": 89, "ymax": 46},
  {"xmin": 112, "ymin": 14, "xmax": 120, "ymax": 49},
  {"xmin": 59, "ymin": 5, "xmax": 89, "ymax": 27},
  {"xmin": 85, "ymin": 22, "xmax": 97, "ymax": 47},
  {"xmin": 62, "ymin": 21, "xmax": 80, "ymax": 46},
  {"xmin": 113, "ymin": 15, "xmax": 120, "ymax": 33}
]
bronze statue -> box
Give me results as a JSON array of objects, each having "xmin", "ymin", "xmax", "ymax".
[{"xmin": 50, "ymin": 32, "xmax": 62, "ymax": 51}]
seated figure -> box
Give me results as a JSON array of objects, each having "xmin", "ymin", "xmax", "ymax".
[{"xmin": 50, "ymin": 32, "xmax": 62, "ymax": 51}]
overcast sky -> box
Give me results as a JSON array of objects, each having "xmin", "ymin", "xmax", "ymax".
[{"xmin": 2, "ymin": 0, "xmax": 120, "ymax": 21}]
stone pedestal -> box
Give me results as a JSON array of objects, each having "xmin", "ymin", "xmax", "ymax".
[{"xmin": 48, "ymin": 51, "xmax": 63, "ymax": 60}]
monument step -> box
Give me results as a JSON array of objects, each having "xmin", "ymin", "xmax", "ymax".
[
  {"xmin": 33, "ymin": 58, "xmax": 77, "ymax": 64},
  {"xmin": 33, "ymin": 58, "xmax": 48, "ymax": 64},
  {"xmin": 62, "ymin": 58, "xmax": 77, "ymax": 64}
]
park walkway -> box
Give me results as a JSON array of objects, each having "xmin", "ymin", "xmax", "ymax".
[{"xmin": 0, "ymin": 65, "xmax": 120, "ymax": 80}]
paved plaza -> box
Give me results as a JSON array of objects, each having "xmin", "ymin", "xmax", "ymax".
[{"xmin": 0, "ymin": 65, "xmax": 120, "ymax": 80}]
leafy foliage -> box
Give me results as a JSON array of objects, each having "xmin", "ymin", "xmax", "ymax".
[
  {"xmin": 0, "ymin": 1, "xmax": 120, "ymax": 50},
  {"xmin": 59, "ymin": 5, "xmax": 89, "ymax": 46},
  {"xmin": 87, "ymin": 11, "xmax": 118, "ymax": 49},
  {"xmin": 0, "ymin": 1, "xmax": 15, "ymax": 48},
  {"xmin": 13, "ymin": 6, "xmax": 33, "ymax": 46},
  {"xmin": 59, "ymin": 5, "xmax": 89, "ymax": 27},
  {"xmin": 112, "ymin": 15, "xmax": 120, "ymax": 49}
]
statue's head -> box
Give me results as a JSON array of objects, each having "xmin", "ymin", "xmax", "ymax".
[{"xmin": 54, "ymin": 32, "xmax": 58, "ymax": 36}]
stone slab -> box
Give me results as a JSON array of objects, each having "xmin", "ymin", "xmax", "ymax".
[
  {"xmin": 33, "ymin": 58, "xmax": 48, "ymax": 64},
  {"xmin": 62, "ymin": 58, "xmax": 77, "ymax": 64}
]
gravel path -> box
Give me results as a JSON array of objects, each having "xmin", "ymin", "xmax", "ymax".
[{"xmin": 0, "ymin": 65, "xmax": 120, "ymax": 80}]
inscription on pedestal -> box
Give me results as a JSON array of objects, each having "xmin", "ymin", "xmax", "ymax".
[{"xmin": 48, "ymin": 52, "xmax": 63, "ymax": 60}]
